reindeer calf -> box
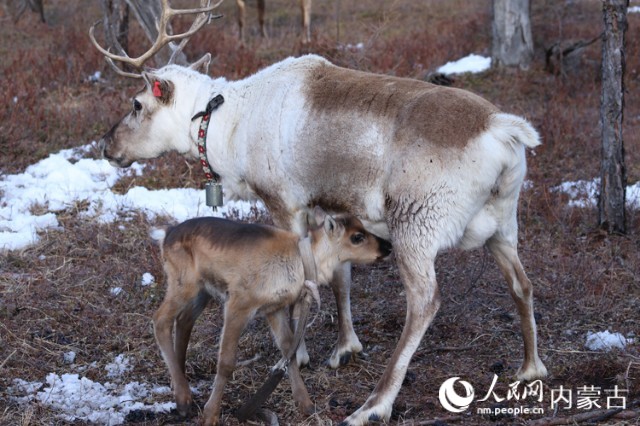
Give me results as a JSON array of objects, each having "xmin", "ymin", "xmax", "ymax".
[{"xmin": 151, "ymin": 209, "xmax": 390, "ymax": 425}]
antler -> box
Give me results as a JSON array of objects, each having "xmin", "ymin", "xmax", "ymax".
[{"xmin": 90, "ymin": 0, "xmax": 223, "ymax": 78}]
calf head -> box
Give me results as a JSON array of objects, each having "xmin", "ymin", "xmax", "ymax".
[{"xmin": 310, "ymin": 207, "xmax": 391, "ymax": 281}]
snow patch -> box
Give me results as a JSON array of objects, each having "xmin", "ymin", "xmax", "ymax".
[
  {"xmin": 585, "ymin": 330, "xmax": 633, "ymax": 351},
  {"xmin": 437, "ymin": 54, "xmax": 491, "ymax": 75},
  {"xmin": 63, "ymin": 351, "xmax": 77, "ymax": 365},
  {"xmin": 552, "ymin": 178, "xmax": 640, "ymax": 209},
  {"xmin": 10, "ymin": 373, "xmax": 174, "ymax": 426},
  {"xmin": 110, "ymin": 287, "xmax": 123, "ymax": 297},
  {"xmin": 0, "ymin": 143, "xmax": 264, "ymax": 251},
  {"xmin": 105, "ymin": 354, "xmax": 132, "ymax": 378},
  {"xmin": 141, "ymin": 272, "xmax": 155, "ymax": 286}
]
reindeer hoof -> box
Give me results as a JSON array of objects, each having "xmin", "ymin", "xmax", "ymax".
[
  {"xmin": 339, "ymin": 351, "xmax": 353, "ymax": 366},
  {"xmin": 327, "ymin": 349, "xmax": 357, "ymax": 368},
  {"xmin": 368, "ymin": 413, "xmax": 382, "ymax": 422}
]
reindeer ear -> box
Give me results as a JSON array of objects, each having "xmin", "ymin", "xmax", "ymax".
[
  {"xmin": 143, "ymin": 74, "xmax": 174, "ymax": 105},
  {"xmin": 190, "ymin": 53, "xmax": 212, "ymax": 74}
]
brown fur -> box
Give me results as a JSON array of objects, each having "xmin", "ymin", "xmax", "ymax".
[
  {"xmin": 152, "ymin": 212, "xmax": 391, "ymax": 426},
  {"xmin": 306, "ymin": 64, "xmax": 498, "ymax": 148}
]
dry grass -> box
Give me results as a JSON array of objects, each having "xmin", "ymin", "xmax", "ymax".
[{"xmin": 1, "ymin": 0, "xmax": 640, "ymax": 425}]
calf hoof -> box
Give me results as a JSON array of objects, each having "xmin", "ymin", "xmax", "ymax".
[
  {"xmin": 255, "ymin": 408, "xmax": 279, "ymax": 425},
  {"xmin": 202, "ymin": 416, "xmax": 221, "ymax": 426},
  {"xmin": 298, "ymin": 400, "xmax": 316, "ymax": 416},
  {"xmin": 176, "ymin": 401, "xmax": 192, "ymax": 417}
]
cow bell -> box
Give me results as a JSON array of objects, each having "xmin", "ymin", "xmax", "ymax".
[{"xmin": 205, "ymin": 182, "xmax": 223, "ymax": 208}]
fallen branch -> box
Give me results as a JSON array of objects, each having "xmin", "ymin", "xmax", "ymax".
[
  {"xmin": 400, "ymin": 415, "xmax": 464, "ymax": 425},
  {"xmin": 0, "ymin": 349, "xmax": 17, "ymax": 371},
  {"xmin": 527, "ymin": 408, "xmax": 639, "ymax": 426},
  {"xmin": 236, "ymin": 353, "xmax": 261, "ymax": 368}
]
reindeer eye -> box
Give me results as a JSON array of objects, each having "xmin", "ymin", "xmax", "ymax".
[
  {"xmin": 133, "ymin": 99, "xmax": 142, "ymax": 112},
  {"xmin": 350, "ymin": 233, "xmax": 366, "ymax": 245}
]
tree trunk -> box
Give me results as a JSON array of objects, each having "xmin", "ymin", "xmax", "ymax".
[
  {"xmin": 4, "ymin": 0, "xmax": 45, "ymax": 22},
  {"xmin": 599, "ymin": 0, "xmax": 628, "ymax": 234},
  {"xmin": 492, "ymin": 0, "xmax": 533, "ymax": 69},
  {"xmin": 100, "ymin": 0, "xmax": 129, "ymax": 58}
]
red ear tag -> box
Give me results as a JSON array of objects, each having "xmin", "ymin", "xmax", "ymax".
[{"xmin": 152, "ymin": 81, "xmax": 162, "ymax": 97}]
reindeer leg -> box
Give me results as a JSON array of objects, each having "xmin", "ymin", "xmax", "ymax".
[
  {"xmin": 327, "ymin": 263, "xmax": 363, "ymax": 368},
  {"xmin": 341, "ymin": 219, "xmax": 441, "ymax": 425},
  {"xmin": 487, "ymin": 235, "xmax": 547, "ymax": 380},
  {"xmin": 266, "ymin": 309, "xmax": 314, "ymax": 414},
  {"xmin": 202, "ymin": 299, "xmax": 253, "ymax": 426},
  {"xmin": 257, "ymin": 0, "xmax": 267, "ymax": 38},
  {"xmin": 275, "ymin": 208, "xmax": 362, "ymax": 369},
  {"xmin": 300, "ymin": 0, "xmax": 311, "ymax": 43},
  {"xmin": 236, "ymin": 0, "xmax": 246, "ymax": 43}
]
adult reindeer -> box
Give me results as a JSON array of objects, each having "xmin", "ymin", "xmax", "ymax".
[
  {"xmin": 90, "ymin": 1, "xmax": 548, "ymax": 423},
  {"xmin": 235, "ymin": 0, "xmax": 311, "ymax": 43}
]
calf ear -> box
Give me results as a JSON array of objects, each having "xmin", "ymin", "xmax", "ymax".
[
  {"xmin": 312, "ymin": 206, "xmax": 327, "ymax": 227},
  {"xmin": 306, "ymin": 210, "xmax": 318, "ymax": 228},
  {"xmin": 324, "ymin": 215, "xmax": 337, "ymax": 236}
]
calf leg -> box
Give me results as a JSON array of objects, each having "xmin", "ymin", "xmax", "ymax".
[
  {"xmin": 153, "ymin": 283, "xmax": 200, "ymax": 416},
  {"xmin": 487, "ymin": 236, "xmax": 547, "ymax": 380},
  {"xmin": 202, "ymin": 299, "xmax": 254, "ymax": 426},
  {"xmin": 174, "ymin": 291, "xmax": 211, "ymax": 374},
  {"xmin": 266, "ymin": 310, "xmax": 314, "ymax": 414}
]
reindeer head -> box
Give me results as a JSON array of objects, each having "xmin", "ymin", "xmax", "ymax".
[
  {"xmin": 90, "ymin": 0, "xmax": 220, "ymax": 167},
  {"xmin": 98, "ymin": 68, "xmax": 210, "ymax": 167}
]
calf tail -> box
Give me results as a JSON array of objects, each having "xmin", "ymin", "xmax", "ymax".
[
  {"xmin": 303, "ymin": 280, "xmax": 322, "ymax": 328},
  {"xmin": 149, "ymin": 226, "xmax": 169, "ymax": 246}
]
